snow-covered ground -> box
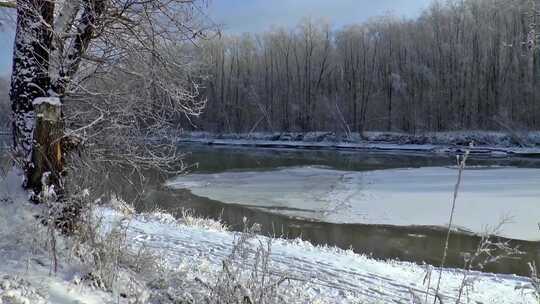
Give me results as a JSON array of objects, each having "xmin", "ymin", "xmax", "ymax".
[
  {"xmin": 0, "ymin": 169, "xmax": 122, "ymax": 304},
  {"xmin": 99, "ymin": 207, "xmax": 538, "ymax": 304},
  {"xmin": 177, "ymin": 131, "xmax": 540, "ymax": 157},
  {"xmin": 168, "ymin": 166, "xmax": 540, "ymax": 241}
]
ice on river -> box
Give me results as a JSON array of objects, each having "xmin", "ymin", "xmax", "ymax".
[{"xmin": 167, "ymin": 166, "xmax": 540, "ymax": 241}]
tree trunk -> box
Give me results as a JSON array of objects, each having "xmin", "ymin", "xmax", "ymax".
[
  {"xmin": 30, "ymin": 101, "xmax": 64, "ymax": 197},
  {"xmin": 533, "ymin": 1, "xmax": 540, "ymax": 129},
  {"xmin": 10, "ymin": 0, "xmax": 55, "ymax": 191}
]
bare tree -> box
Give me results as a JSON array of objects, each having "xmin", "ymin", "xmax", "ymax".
[
  {"xmin": 1, "ymin": 0, "xmax": 210, "ymax": 198},
  {"xmin": 190, "ymin": 0, "xmax": 540, "ymax": 134}
]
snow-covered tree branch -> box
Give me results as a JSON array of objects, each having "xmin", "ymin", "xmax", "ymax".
[{"xmin": 9, "ymin": 0, "xmax": 211, "ymax": 206}]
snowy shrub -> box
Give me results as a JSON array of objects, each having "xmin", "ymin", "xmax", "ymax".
[
  {"xmin": 138, "ymin": 207, "xmax": 228, "ymax": 231},
  {"xmin": 0, "ymin": 276, "xmax": 48, "ymax": 304},
  {"xmin": 59, "ymin": 195, "xmax": 153, "ymax": 303},
  {"xmin": 195, "ymin": 220, "xmax": 292, "ymax": 304},
  {"xmin": 529, "ymin": 262, "xmax": 540, "ymax": 303},
  {"xmin": 180, "ymin": 208, "xmax": 228, "ymax": 232},
  {"xmin": 140, "ymin": 209, "xmax": 178, "ymax": 225},
  {"xmin": 452, "ymin": 225, "xmax": 524, "ymax": 304},
  {"xmin": 516, "ymin": 262, "xmax": 540, "ymax": 303}
]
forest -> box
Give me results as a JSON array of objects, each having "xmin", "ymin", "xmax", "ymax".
[{"xmin": 186, "ymin": 0, "xmax": 540, "ymax": 134}]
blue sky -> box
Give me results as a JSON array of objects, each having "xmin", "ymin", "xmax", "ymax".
[
  {"xmin": 0, "ymin": 27, "xmax": 14, "ymax": 77},
  {"xmin": 0, "ymin": 0, "xmax": 430, "ymax": 75},
  {"xmin": 208, "ymin": 0, "xmax": 431, "ymax": 33}
]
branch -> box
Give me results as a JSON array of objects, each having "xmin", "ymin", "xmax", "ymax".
[
  {"xmin": 55, "ymin": 0, "xmax": 105, "ymax": 93},
  {"xmin": 0, "ymin": 0, "xmax": 16, "ymax": 8}
]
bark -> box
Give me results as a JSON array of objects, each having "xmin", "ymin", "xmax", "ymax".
[
  {"xmin": 10, "ymin": 0, "xmax": 104, "ymax": 194},
  {"xmin": 10, "ymin": 0, "xmax": 54, "ymax": 189},
  {"xmin": 54, "ymin": 0, "xmax": 105, "ymax": 95},
  {"xmin": 533, "ymin": 0, "xmax": 540, "ymax": 129},
  {"xmin": 31, "ymin": 102, "xmax": 64, "ymax": 196}
]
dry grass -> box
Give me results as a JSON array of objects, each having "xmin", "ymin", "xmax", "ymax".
[
  {"xmin": 195, "ymin": 219, "xmax": 290, "ymax": 304},
  {"xmin": 529, "ymin": 262, "xmax": 540, "ymax": 303},
  {"xmin": 180, "ymin": 208, "xmax": 228, "ymax": 231},
  {"xmin": 516, "ymin": 262, "xmax": 540, "ymax": 303},
  {"xmin": 419, "ymin": 145, "xmax": 528, "ymax": 304},
  {"xmin": 452, "ymin": 221, "xmax": 524, "ymax": 304}
]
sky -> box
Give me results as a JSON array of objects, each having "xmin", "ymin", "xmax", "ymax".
[
  {"xmin": 0, "ymin": 0, "xmax": 431, "ymax": 76},
  {"xmin": 208, "ymin": 0, "xmax": 431, "ymax": 33},
  {"xmin": 0, "ymin": 27, "xmax": 14, "ymax": 77}
]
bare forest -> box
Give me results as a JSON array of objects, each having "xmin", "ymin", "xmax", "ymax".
[{"xmin": 181, "ymin": 0, "xmax": 540, "ymax": 134}]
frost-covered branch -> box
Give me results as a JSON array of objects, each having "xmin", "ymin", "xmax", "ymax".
[{"xmin": 9, "ymin": 0, "xmax": 213, "ymax": 196}]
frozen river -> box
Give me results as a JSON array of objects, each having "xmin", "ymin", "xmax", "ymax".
[{"xmin": 168, "ymin": 166, "xmax": 540, "ymax": 241}]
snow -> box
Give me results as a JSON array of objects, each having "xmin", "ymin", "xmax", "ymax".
[
  {"xmin": 32, "ymin": 97, "xmax": 61, "ymax": 106},
  {"xmin": 178, "ymin": 131, "xmax": 540, "ymax": 157},
  {"xmin": 50, "ymin": 1, "xmax": 80, "ymax": 88},
  {"xmin": 99, "ymin": 207, "xmax": 538, "ymax": 304},
  {"xmin": 0, "ymin": 169, "xmax": 120, "ymax": 304},
  {"xmin": 168, "ymin": 166, "xmax": 540, "ymax": 241}
]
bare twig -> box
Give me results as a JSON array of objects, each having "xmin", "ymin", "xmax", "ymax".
[{"xmin": 433, "ymin": 146, "xmax": 470, "ymax": 303}]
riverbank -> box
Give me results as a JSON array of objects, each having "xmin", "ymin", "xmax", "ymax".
[
  {"xmin": 1, "ymin": 168, "xmax": 537, "ymax": 303},
  {"xmin": 177, "ymin": 131, "xmax": 540, "ymax": 157},
  {"xmin": 99, "ymin": 206, "xmax": 538, "ymax": 303}
]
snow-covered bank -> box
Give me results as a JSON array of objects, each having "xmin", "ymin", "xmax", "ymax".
[
  {"xmin": 178, "ymin": 131, "xmax": 540, "ymax": 157},
  {"xmin": 168, "ymin": 166, "xmax": 540, "ymax": 241},
  {"xmin": 0, "ymin": 169, "xmax": 122, "ymax": 304},
  {"xmin": 100, "ymin": 207, "xmax": 538, "ymax": 304}
]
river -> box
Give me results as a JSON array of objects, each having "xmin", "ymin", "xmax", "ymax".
[{"xmin": 2, "ymin": 141, "xmax": 540, "ymax": 276}]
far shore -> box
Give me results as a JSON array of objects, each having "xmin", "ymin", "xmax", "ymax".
[{"xmin": 176, "ymin": 131, "xmax": 540, "ymax": 158}]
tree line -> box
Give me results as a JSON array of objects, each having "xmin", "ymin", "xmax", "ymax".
[{"xmin": 188, "ymin": 0, "xmax": 540, "ymax": 134}]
